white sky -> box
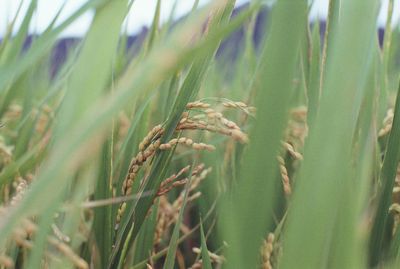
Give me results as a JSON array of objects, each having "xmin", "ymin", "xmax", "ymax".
[{"xmin": 0, "ymin": 0, "xmax": 399, "ymax": 37}]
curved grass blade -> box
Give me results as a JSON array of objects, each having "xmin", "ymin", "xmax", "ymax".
[
  {"xmin": 0, "ymin": 0, "xmax": 24, "ymax": 56},
  {"xmin": 164, "ymin": 168, "xmax": 194, "ymax": 269},
  {"xmin": 0, "ymin": 0, "xmax": 37, "ymax": 65},
  {"xmin": 131, "ymin": 199, "xmax": 159, "ymax": 265},
  {"xmin": 199, "ymin": 220, "xmax": 213, "ymax": 269}
]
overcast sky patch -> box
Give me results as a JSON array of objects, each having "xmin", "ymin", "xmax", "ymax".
[{"xmin": 0, "ymin": 0, "xmax": 398, "ymax": 37}]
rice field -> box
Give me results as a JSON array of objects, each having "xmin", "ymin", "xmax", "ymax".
[{"xmin": 1, "ymin": 0, "xmax": 400, "ymax": 268}]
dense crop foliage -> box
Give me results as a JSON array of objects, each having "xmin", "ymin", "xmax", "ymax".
[{"xmin": 1, "ymin": 0, "xmax": 400, "ymax": 268}]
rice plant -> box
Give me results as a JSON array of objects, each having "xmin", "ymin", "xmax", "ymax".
[{"xmin": 1, "ymin": 0, "xmax": 400, "ymax": 268}]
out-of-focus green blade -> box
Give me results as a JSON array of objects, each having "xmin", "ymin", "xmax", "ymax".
[
  {"xmin": 383, "ymin": 0, "xmax": 394, "ymax": 80},
  {"xmin": 280, "ymin": 1, "xmax": 379, "ymax": 268},
  {"xmin": 222, "ymin": 1, "xmax": 307, "ymax": 268},
  {"xmin": 25, "ymin": 201, "xmax": 60, "ymax": 268},
  {"xmin": 307, "ymin": 21, "xmax": 321, "ymax": 126},
  {"xmin": 54, "ymin": 1, "xmax": 128, "ymax": 136},
  {"xmin": 0, "ymin": 0, "xmax": 128, "ymax": 246},
  {"xmin": 319, "ymin": 0, "xmax": 338, "ymax": 96},
  {"xmin": 146, "ymin": 0, "xmax": 161, "ymax": 52},
  {"xmin": 0, "ymin": 0, "xmax": 108, "ymax": 92}
]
